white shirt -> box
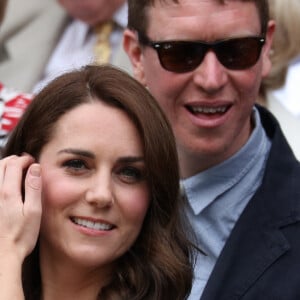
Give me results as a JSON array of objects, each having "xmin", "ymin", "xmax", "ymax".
[{"xmin": 32, "ymin": 3, "xmax": 128, "ymax": 94}]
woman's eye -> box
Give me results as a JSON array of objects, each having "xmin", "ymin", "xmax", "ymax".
[
  {"xmin": 63, "ymin": 159, "xmax": 87, "ymax": 171},
  {"xmin": 118, "ymin": 166, "xmax": 145, "ymax": 183}
]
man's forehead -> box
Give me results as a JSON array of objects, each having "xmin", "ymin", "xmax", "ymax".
[
  {"xmin": 146, "ymin": 0, "xmax": 260, "ymax": 40},
  {"xmin": 147, "ymin": 0, "xmax": 258, "ymax": 21},
  {"xmin": 149, "ymin": 0, "xmax": 255, "ymax": 8}
]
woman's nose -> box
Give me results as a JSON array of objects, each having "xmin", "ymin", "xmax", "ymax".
[{"xmin": 84, "ymin": 174, "xmax": 114, "ymax": 208}]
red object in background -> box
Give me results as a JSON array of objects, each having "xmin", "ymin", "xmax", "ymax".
[{"xmin": 0, "ymin": 82, "xmax": 32, "ymax": 134}]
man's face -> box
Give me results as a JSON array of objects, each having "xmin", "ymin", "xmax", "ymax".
[
  {"xmin": 58, "ymin": 0, "xmax": 125, "ymax": 26},
  {"xmin": 124, "ymin": 0, "xmax": 274, "ymax": 178}
]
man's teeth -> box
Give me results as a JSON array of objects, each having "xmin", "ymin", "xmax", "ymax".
[
  {"xmin": 190, "ymin": 106, "xmax": 227, "ymax": 114},
  {"xmin": 71, "ymin": 217, "xmax": 113, "ymax": 231}
]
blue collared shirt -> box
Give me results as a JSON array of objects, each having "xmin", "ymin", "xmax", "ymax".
[{"xmin": 183, "ymin": 107, "xmax": 272, "ymax": 300}]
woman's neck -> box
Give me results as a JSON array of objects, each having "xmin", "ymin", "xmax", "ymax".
[{"xmin": 39, "ymin": 252, "xmax": 112, "ymax": 300}]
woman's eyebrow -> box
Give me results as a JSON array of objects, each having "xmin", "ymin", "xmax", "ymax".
[
  {"xmin": 57, "ymin": 150, "xmax": 144, "ymax": 163},
  {"xmin": 58, "ymin": 148, "xmax": 95, "ymax": 158},
  {"xmin": 117, "ymin": 156, "xmax": 145, "ymax": 164}
]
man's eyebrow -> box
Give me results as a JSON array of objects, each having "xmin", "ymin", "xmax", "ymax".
[{"xmin": 58, "ymin": 148, "xmax": 95, "ymax": 158}]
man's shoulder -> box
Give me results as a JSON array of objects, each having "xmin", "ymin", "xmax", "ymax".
[
  {"xmin": 257, "ymin": 104, "xmax": 300, "ymax": 162},
  {"xmin": 257, "ymin": 105, "xmax": 300, "ymax": 215}
]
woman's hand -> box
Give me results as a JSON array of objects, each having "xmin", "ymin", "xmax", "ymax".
[{"xmin": 0, "ymin": 154, "xmax": 42, "ymax": 261}]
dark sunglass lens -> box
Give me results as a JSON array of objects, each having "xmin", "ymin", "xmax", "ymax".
[
  {"xmin": 157, "ymin": 42, "xmax": 204, "ymax": 73},
  {"xmin": 217, "ymin": 37, "xmax": 263, "ymax": 70}
]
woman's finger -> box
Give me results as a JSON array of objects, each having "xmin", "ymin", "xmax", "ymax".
[
  {"xmin": 0, "ymin": 155, "xmax": 34, "ymax": 202},
  {"xmin": 22, "ymin": 163, "xmax": 42, "ymax": 256},
  {"xmin": 0, "ymin": 156, "xmax": 40, "ymax": 258}
]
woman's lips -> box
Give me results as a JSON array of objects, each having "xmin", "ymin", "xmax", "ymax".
[{"xmin": 70, "ymin": 216, "xmax": 115, "ymax": 231}]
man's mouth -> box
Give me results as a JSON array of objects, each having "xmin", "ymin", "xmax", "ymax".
[
  {"xmin": 186, "ymin": 104, "xmax": 230, "ymax": 115},
  {"xmin": 71, "ymin": 217, "xmax": 115, "ymax": 231}
]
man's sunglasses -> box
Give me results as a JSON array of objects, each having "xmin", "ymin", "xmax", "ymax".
[{"xmin": 138, "ymin": 33, "xmax": 265, "ymax": 73}]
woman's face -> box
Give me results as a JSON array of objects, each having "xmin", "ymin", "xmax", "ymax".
[{"xmin": 38, "ymin": 101, "xmax": 149, "ymax": 273}]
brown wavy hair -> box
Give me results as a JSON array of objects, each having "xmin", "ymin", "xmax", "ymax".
[{"xmin": 3, "ymin": 65, "xmax": 194, "ymax": 300}]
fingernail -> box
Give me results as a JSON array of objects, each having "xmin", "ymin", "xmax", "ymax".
[
  {"xmin": 29, "ymin": 165, "xmax": 41, "ymax": 190},
  {"xmin": 30, "ymin": 165, "xmax": 41, "ymax": 177}
]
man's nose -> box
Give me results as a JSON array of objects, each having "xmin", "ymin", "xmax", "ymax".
[{"xmin": 192, "ymin": 50, "xmax": 228, "ymax": 94}]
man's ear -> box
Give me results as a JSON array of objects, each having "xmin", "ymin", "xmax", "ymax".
[
  {"xmin": 123, "ymin": 29, "xmax": 147, "ymax": 86},
  {"xmin": 262, "ymin": 20, "xmax": 276, "ymax": 78}
]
